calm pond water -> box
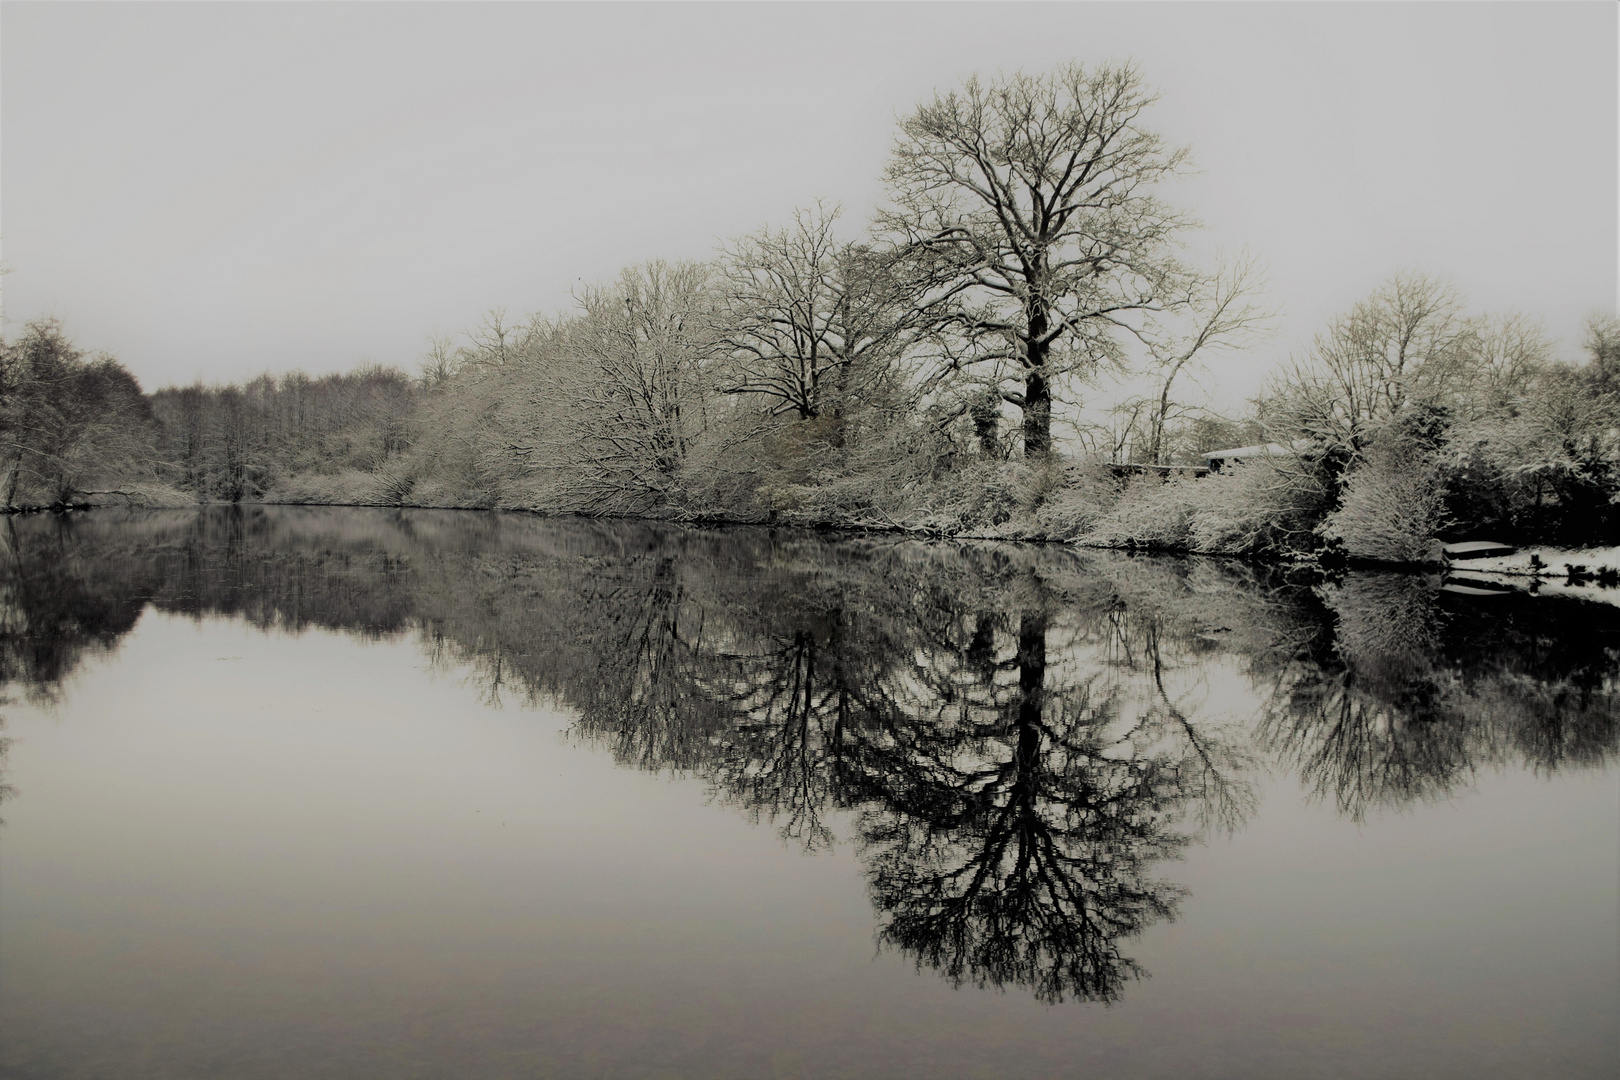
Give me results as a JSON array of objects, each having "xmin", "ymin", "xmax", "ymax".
[{"xmin": 1, "ymin": 507, "xmax": 1616, "ymax": 1079}]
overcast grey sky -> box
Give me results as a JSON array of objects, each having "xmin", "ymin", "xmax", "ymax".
[{"xmin": 3, "ymin": 1, "xmax": 1615, "ymax": 409}]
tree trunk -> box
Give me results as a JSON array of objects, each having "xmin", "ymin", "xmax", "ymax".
[
  {"xmin": 1017, "ymin": 611, "xmax": 1047, "ymax": 729},
  {"xmin": 1023, "ymin": 367, "xmax": 1052, "ymax": 457},
  {"xmin": 0, "ymin": 456, "xmax": 18, "ymax": 511},
  {"xmin": 1023, "ymin": 308, "xmax": 1053, "ymax": 457},
  {"xmin": 970, "ymin": 392, "xmax": 1000, "ymax": 455}
]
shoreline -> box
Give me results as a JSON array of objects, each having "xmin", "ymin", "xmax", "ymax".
[{"xmin": 11, "ymin": 496, "xmax": 1620, "ymax": 601}]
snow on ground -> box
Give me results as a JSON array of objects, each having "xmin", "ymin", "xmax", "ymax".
[
  {"xmin": 1445, "ymin": 545, "xmax": 1620, "ymax": 609},
  {"xmin": 1452, "ymin": 545, "xmax": 1620, "ymax": 577}
]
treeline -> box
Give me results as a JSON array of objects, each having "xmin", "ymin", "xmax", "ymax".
[
  {"xmin": 4, "ymin": 61, "xmax": 1617, "ymax": 559},
  {"xmin": 1074, "ymin": 279, "xmax": 1620, "ymax": 558},
  {"xmin": 149, "ymin": 366, "xmax": 416, "ymax": 501},
  {"xmin": 0, "ymin": 318, "xmax": 420, "ymax": 510}
]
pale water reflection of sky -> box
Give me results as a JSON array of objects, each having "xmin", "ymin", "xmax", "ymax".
[
  {"xmin": 2, "ymin": 611, "xmax": 1614, "ymax": 1078},
  {"xmin": 2, "ymin": 2, "xmax": 1615, "ymax": 412}
]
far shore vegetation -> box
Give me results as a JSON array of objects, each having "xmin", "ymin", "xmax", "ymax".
[{"xmin": 4, "ymin": 62, "xmax": 1617, "ymax": 564}]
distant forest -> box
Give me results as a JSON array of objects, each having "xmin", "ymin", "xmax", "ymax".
[{"xmin": 4, "ymin": 62, "xmax": 1617, "ymax": 560}]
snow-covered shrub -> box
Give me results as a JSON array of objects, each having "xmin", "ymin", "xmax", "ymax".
[
  {"xmin": 1322, "ymin": 444, "xmax": 1450, "ymax": 564},
  {"xmin": 1081, "ymin": 475, "xmax": 1201, "ymax": 550},
  {"xmin": 1187, "ymin": 462, "xmax": 1325, "ymax": 555},
  {"xmin": 1033, "ymin": 464, "xmax": 1120, "ymax": 539}
]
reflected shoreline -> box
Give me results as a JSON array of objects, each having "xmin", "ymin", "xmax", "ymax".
[{"xmin": 4, "ymin": 506, "xmax": 1616, "ymax": 1002}]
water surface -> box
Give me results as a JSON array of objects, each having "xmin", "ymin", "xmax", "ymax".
[{"xmin": 2, "ymin": 508, "xmax": 1615, "ymax": 1078}]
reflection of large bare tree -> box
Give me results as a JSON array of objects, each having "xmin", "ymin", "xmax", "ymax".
[
  {"xmin": 5, "ymin": 507, "xmax": 1617, "ymax": 1000},
  {"xmin": 855, "ymin": 612, "xmax": 1192, "ymax": 1003},
  {"xmin": 521, "ymin": 542, "xmax": 1238, "ymax": 1001},
  {"xmin": 703, "ymin": 628, "xmax": 855, "ymax": 850}
]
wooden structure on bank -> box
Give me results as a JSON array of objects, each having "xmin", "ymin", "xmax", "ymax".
[
  {"xmin": 1108, "ymin": 440, "xmax": 1308, "ymax": 479},
  {"xmin": 1442, "ymin": 540, "xmax": 1517, "ymax": 561},
  {"xmin": 1201, "ymin": 443, "xmax": 1299, "ymax": 473},
  {"xmin": 1107, "ymin": 462, "xmax": 1209, "ymax": 479}
]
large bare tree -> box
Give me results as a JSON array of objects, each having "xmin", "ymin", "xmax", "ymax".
[
  {"xmin": 879, "ymin": 61, "xmax": 1191, "ymax": 457},
  {"xmin": 0, "ymin": 319, "xmax": 153, "ymax": 508},
  {"xmin": 715, "ymin": 203, "xmax": 915, "ymax": 420}
]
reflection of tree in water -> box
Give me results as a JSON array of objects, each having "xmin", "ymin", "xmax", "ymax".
[
  {"xmin": 1257, "ymin": 575, "xmax": 1471, "ymax": 818},
  {"xmin": 0, "ymin": 513, "xmax": 160, "ymax": 697},
  {"xmin": 543, "ymin": 538, "xmax": 1243, "ymax": 1001},
  {"xmin": 853, "ymin": 611, "xmax": 1191, "ymax": 1003},
  {"xmin": 0, "ymin": 511, "xmax": 175, "ymax": 821},
  {"xmin": 1255, "ymin": 574, "xmax": 1620, "ymax": 820},
  {"xmin": 702, "ymin": 624, "xmax": 855, "ymax": 851},
  {"xmin": 3, "ymin": 507, "xmax": 1617, "ymax": 998}
]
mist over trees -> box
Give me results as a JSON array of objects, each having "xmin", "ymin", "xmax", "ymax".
[{"xmin": 5, "ymin": 60, "xmax": 1616, "ymax": 560}]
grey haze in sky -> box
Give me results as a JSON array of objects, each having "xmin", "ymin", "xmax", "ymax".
[{"xmin": 3, "ymin": 1, "xmax": 1615, "ymax": 409}]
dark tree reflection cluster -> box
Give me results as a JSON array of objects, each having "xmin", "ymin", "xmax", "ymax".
[
  {"xmin": 1254, "ymin": 574, "xmax": 1620, "ymax": 820},
  {"xmin": 853, "ymin": 612, "xmax": 1191, "ymax": 1002},
  {"xmin": 3, "ymin": 508, "xmax": 1616, "ymax": 1000}
]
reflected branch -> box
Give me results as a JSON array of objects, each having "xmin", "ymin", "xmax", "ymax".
[{"xmin": 3, "ymin": 507, "xmax": 1615, "ymax": 1000}]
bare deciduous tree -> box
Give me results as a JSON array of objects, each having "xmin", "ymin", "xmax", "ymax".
[
  {"xmin": 1125, "ymin": 253, "xmax": 1272, "ymax": 465},
  {"xmin": 1263, "ymin": 272, "xmax": 1471, "ymax": 457},
  {"xmin": 458, "ymin": 308, "xmax": 529, "ymax": 370},
  {"xmin": 1582, "ymin": 310, "xmax": 1620, "ymax": 400},
  {"xmin": 509, "ymin": 261, "xmax": 718, "ymax": 512},
  {"xmin": 0, "ymin": 319, "xmax": 153, "ymax": 507},
  {"xmin": 418, "ymin": 331, "xmax": 460, "ymax": 389},
  {"xmin": 715, "ymin": 203, "xmax": 917, "ymax": 421},
  {"xmin": 879, "ymin": 61, "xmax": 1192, "ymax": 457}
]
